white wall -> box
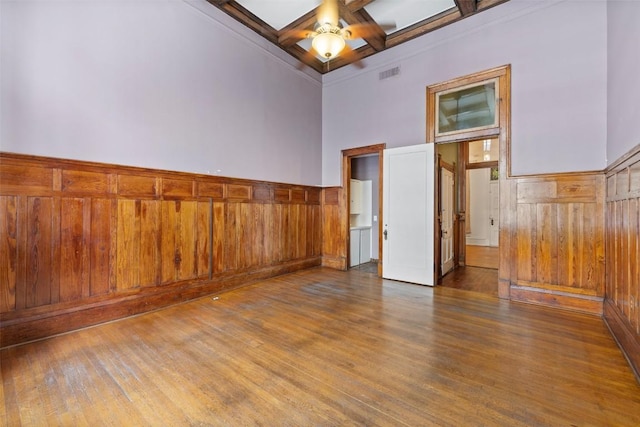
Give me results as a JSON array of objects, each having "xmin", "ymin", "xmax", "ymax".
[
  {"xmin": 607, "ymin": 0, "xmax": 640, "ymax": 164},
  {"xmin": 1, "ymin": 0, "xmax": 323, "ymax": 186},
  {"xmin": 467, "ymin": 168, "xmax": 491, "ymax": 247},
  {"xmin": 321, "ymin": 0, "xmax": 607, "ymax": 186}
]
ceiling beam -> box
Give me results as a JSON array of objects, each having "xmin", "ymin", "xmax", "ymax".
[
  {"xmin": 454, "ymin": 0, "xmax": 477, "ymax": 16},
  {"xmin": 339, "ymin": 4, "xmax": 386, "ymax": 51},
  {"xmin": 343, "ymin": 0, "xmax": 375, "ymax": 12},
  {"xmin": 206, "ymin": 1, "xmax": 278, "ymax": 43},
  {"xmin": 278, "ymin": 10, "xmax": 318, "ymax": 47},
  {"xmin": 386, "ymin": 7, "xmax": 460, "ymax": 48}
]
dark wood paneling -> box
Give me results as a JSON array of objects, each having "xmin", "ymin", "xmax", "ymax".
[
  {"xmin": 89, "ymin": 198, "xmax": 113, "ymax": 296},
  {"xmin": 0, "ymin": 196, "xmax": 17, "ymax": 312},
  {"xmin": 26, "ymin": 197, "xmax": 54, "ymax": 308},
  {"xmin": 604, "ymin": 145, "xmax": 640, "ymax": 381},
  {"xmin": 507, "ymin": 173, "xmax": 605, "ymax": 315},
  {"xmin": 59, "ymin": 198, "xmax": 87, "ymax": 302},
  {"xmin": 321, "ymin": 187, "xmax": 347, "ymax": 270},
  {"xmin": 0, "ymin": 152, "xmax": 323, "ymax": 347}
]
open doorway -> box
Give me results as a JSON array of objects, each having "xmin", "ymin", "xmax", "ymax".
[
  {"xmin": 427, "ymin": 65, "xmax": 511, "ymax": 298},
  {"xmin": 349, "ymin": 155, "xmax": 379, "ymax": 274},
  {"xmin": 437, "ymin": 139, "xmax": 500, "ymax": 296},
  {"xmin": 464, "ymin": 138, "xmax": 499, "ymax": 271},
  {"xmin": 342, "ymin": 144, "xmax": 385, "ymax": 276}
]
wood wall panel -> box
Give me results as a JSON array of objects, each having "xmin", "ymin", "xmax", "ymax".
[
  {"xmin": 59, "ymin": 198, "xmax": 87, "ymax": 302},
  {"xmin": 61, "ymin": 170, "xmax": 110, "ymax": 194},
  {"xmin": 116, "ymin": 200, "xmax": 140, "ymax": 290},
  {"xmin": 26, "ymin": 197, "xmax": 55, "ymax": 308},
  {"xmin": 212, "ymin": 202, "xmax": 225, "ymax": 274},
  {"xmin": 604, "ymin": 145, "xmax": 640, "ymax": 379},
  {"xmin": 0, "ymin": 196, "xmax": 17, "ymax": 312},
  {"xmin": 321, "ymin": 187, "xmax": 347, "ymax": 270},
  {"xmin": 506, "ymin": 173, "xmax": 605, "ymax": 315},
  {"xmin": 89, "ymin": 198, "xmax": 113, "ymax": 296},
  {"xmin": 139, "ymin": 200, "xmax": 161, "ymax": 287},
  {"xmin": 0, "ymin": 153, "xmax": 323, "ymax": 347}
]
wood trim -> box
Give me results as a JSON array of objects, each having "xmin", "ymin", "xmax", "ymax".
[
  {"xmin": 466, "ymin": 160, "xmax": 498, "ymax": 170},
  {"xmin": 428, "ymin": 65, "xmax": 510, "ymax": 297},
  {"xmin": 0, "ymin": 152, "xmax": 323, "ymax": 347},
  {"xmin": 510, "ymin": 285, "xmax": 604, "ymax": 316}
]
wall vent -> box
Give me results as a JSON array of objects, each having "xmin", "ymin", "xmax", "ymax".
[{"xmin": 379, "ymin": 66, "xmax": 400, "ymax": 80}]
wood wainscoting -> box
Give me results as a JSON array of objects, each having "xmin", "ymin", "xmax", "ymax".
[
  {"xmin": 604, "ymin": 144, "xmax": 640, "ymax": 379},
  {"xmin": 321, "ymin": 187, "xmax": 347, "ymax": 270},
  {"xmin": 0, "ymin": 153, "xmax": 323, "ymax": 347},
  {"xmin": 502, "ymin": 172, "xmax": 606, "ymax": 315}
]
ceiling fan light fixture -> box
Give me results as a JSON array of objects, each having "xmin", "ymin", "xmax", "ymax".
[{"xmin": 312, "ymin": 26, "xmax": 345, "ymax": 59}]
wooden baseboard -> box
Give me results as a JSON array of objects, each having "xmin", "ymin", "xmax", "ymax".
[
  {"xmin": 603, "ymin": 299, "xmax": 640, "ymax": 383},
  {"xmin": 0, "ymin": 258, "xmax": 320, "ymax": 348},
  {"xmin": 510, "ymin": 284, "xmax": 603, "ymax": 316}
]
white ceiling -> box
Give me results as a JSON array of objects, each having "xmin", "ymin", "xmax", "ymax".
[
  {"xmin": 364, "ymin": 0, "xmax": 456, "ymax": 34},
  {"xmin": 235, "ymin": 0, "xmax": 320, "ymax": 30}
]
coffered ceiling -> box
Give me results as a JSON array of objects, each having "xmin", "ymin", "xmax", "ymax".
[{"xmin": 206, "ymin": 0, "xmax": 511, "ymax": 73}]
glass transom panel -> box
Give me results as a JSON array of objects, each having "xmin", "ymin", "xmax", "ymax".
[
  {"xmin": 468, "ymin": 138, "xmax": 499, "ymax": 163},
  {"xmin": 436, "ymin": 80, "xmax": 498, "ymax": 135}
]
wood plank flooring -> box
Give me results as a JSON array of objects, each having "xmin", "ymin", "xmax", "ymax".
[
  {"xmin": 2, "ymin": 267, "xmax": 639, "ymax": 426},
  {"xmin": 440, "ymin": 265, "xmax": 499, "ymax": 297}
]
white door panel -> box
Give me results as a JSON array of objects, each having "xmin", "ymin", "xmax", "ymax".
[
  {"xmin": 382, "ymin": 144, "xmax": 435, "ymax": 286},
  {"xmin": 441, "ymin": 167, "xmax": 455, "ymax": 275}
]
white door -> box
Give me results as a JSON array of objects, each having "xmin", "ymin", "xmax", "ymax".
[
  {"xmin": 382, "ymin": 144, "xmax": 435, "ymax": 286},
  {"xmin": 489, "ymin": 180, "xmax": 499, "ymax": 247},
  {"xmin": 440, "ymin": 167, "xmax": 455, "ymax": 275}
]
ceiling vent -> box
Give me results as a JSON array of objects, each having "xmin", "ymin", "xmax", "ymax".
[{"xmin": 379, "ymin": 66, "xmax": 400, "ymax": 81}]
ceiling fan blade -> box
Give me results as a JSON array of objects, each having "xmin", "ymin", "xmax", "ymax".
[
  {"xmin": 343, "ymin": 21, "xmax": 396, "ymax": 39},
  {"xmin": 339, "ymin": 44, "xmax": 364, "ymax": 69},
  {"xmin": 317, "ymin": 0, "xmax": 339, "ymax": 26},
  {"xmin": 278, "ymin": 29, "xmax": 316, "ymax": 45}
]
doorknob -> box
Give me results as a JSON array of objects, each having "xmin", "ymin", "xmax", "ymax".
[{"xmin": 383, "ymin": 229, "xmax": 388, "ymax": 240}]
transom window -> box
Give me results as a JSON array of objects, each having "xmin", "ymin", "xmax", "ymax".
[{"xmin": 436, "ymin": 79, "xmax": 498, "ymax": 136}]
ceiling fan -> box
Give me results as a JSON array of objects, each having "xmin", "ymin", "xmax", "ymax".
[{"xmin": 280, "ymin": 0, "xmax": 395, "ymax": 67}]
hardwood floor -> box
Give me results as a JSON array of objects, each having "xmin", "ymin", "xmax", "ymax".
[
  {"xmin": 2, "ymin": 267, "xmax": 639, "ymax": 426},
  {"xmin": 440, "ymin": 265, "xmax": 499, "ymax": 297}
]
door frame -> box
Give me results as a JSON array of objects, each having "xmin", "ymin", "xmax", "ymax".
[
  {"xmin": 427, "ymin": 64, "xmax": 511, "ymax": 298},
  {"xmin": 342, "ymin": 144, "xmax": 385, "ymax": 276}
]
